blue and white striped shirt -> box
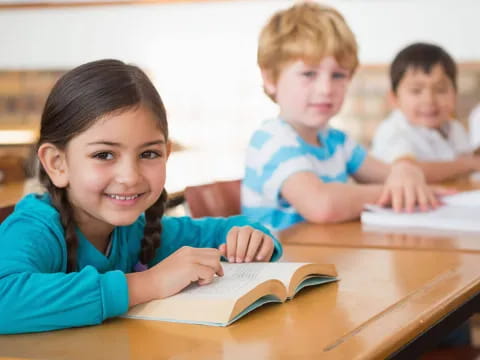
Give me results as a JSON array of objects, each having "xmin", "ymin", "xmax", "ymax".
[{"xmin": 241, "ymin": 118, "xmax": 367, "ymax": 231}]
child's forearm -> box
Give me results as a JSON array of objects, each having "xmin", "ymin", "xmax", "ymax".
[
  {"xmin": 303, "ymin": 183, "xmax": 383, "ymax": 223},
  {"xmin": 413, "ymin": 157, "xmax": 477, "ymax": 183},
  {"xmin": 281, "ymin": 172, "xmax": 384, "ymax": 223}
]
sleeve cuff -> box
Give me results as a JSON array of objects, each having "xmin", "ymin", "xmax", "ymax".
[
  {"xmin": 252, "ymin": 222, "xmax": 283, "ymax": 262},
  {"xmin": 270, "ymin": 237, "xmax": 283, "ymax": 262},
  {"xmin": 347, "ymin": 145, "xmax": 368, "ymax": 174},
  {"xmin": 100, "ymin": 270, "xmax": 129, "ymax": 320}
]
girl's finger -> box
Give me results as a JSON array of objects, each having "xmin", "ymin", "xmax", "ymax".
[
  {"xmin": 244, "ymin": 230, "xmax": 264, "ymax": 262},
  {"xmin": 225, "ymin": 227, "xmax": 239, "ymax": 263},
  {"xmin": 255, "ymin": 236, "xmax": 274, "ymax": 261},
  {"xmin": 235, "ymin": 226, "xmax": 253, "ymax": 262},
  {"xmin": 195, "ymin": 264, "xmax": 217, "ymax": 285},
  {"xmin": 194, "ymin": 248, "xmax": 224, "ymax": 276},
  {"xmin": 218, "ymin": 243, "xmax": 227, "ymax": 258}
]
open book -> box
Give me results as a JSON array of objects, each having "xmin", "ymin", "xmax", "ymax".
[
  {"xmin": 361, "ymin": 190, "xmax": 480, "ymax": 232},
  {"xmin": 124, "ymin": 262, "xmax": 337, "ymax": 326}
]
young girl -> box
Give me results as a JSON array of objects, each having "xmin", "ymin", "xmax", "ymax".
[{"xmin": 0, "ymin": 59, "xmax": 282, "ymax": 334}]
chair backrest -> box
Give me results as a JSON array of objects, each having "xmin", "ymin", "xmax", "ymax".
[
  {"xmin": 0, "ymin": 204, "xmax": 15, "ymax": 224},
  {"xmin": 184, "ymin": 179, "xmax": 241, "ymax": 218}
]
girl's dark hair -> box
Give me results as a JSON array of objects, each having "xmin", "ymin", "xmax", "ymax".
[
  {"xmin": 37, "ymin": 59, "xmax": 169, "ymax": 272},
  {"xmin": 390, "ymin": 42, "xmax": 457, "ymax": 93}
]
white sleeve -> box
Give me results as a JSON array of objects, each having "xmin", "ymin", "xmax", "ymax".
[
  {"xmin": 469, "ymin": 105, "xmax": 480, "ymax": 148},
  {"xmin": 450, "ymin": 120, "xmax": 472, "ymax": 154},
  {"xmin": 371, "ymin": 126, "xmax": 417, "ymax": 163}
]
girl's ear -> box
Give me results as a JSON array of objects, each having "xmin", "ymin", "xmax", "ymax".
[
  {"xmin": 261, "ymin": 69, "xmax": 277, "ymax": 97},
  {"xmin": 37, "ymin": 143, "xmax": 69, "ymax": 188}
]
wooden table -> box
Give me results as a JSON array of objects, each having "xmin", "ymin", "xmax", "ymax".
[
  {"xmin": 1, "ymin": 246, "xmax": 480, "ymax": 360},
  {"xmin": 280, "ymin": 220, "xmax": 480, "ymax": 253}
]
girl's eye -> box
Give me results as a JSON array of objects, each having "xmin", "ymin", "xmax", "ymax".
[
  {"xmin": 141, "ymin": 150, "xmax": 161, "ymax": 159},
  {"xmin": 93, "ymin": 152, "xmax": 113, "ymax": 160}
]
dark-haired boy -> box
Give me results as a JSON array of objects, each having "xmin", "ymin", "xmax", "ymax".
[{"xmin": 372, "ymin": 42, "xmax": 480, "ymax": 182}]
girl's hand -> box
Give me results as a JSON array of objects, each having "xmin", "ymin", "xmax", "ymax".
[
  {"xmin": 377, "ymin": 161, "xmax": 439, "ymax": 212},
  {"xmin": 218, "ymin": 226, "xmax": 274, "ymax": 263},
  {"xmin": 145, "ymin": 246, "xmax": 224, "ymax": 299}
]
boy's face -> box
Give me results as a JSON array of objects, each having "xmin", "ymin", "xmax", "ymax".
[
  {"xmin": 263, "ymin": 56, "xmax": 350, "ymax": 135},
  {"xmin": 392, "ymin": 63, "xmax": 456, "ymax": 129}
]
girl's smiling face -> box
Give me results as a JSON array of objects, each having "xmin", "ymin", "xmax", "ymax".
[{"xmin": 60, "ymin": 105, "xmax": 169, "ymax": 239}]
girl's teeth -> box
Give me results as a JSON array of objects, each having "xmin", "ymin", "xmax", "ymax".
[{"xmin": 108, "ymin": 194, "xmax": 139, "ymax": 200}]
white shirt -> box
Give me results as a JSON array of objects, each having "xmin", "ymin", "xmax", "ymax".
[
  {"xmin": 469, "ymin": 104, "xmax": 480, "ymax": 148},
  {"xmin": 371, "ymin": 110, "xmax": 472, "ymax": 163}
]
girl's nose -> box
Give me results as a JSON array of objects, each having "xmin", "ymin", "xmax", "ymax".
[{"xmin": 115, "ymin": 159, "xmax": 141, "ymax": 186}]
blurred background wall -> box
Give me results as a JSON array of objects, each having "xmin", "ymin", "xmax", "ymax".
[{"xmin": 0, "ymin": 0, "xmax": 479, "ymax": 188}]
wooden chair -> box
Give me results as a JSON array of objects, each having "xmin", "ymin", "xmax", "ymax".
[
  {"xmin": 184, "ymin": 179, "xmax": 241, "ymax": 218},
  {"xmin": 0, "ymin": 204, "xmax": 15, "ymax": 224}
]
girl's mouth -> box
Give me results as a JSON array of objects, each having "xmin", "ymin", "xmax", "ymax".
[
  {"xmin": 104, "ymin": 193, "xmax": 145, "ymax": 205},
  {"xmin": 106, "ymin": 193, "xmax": 141, "ymax": 200}
]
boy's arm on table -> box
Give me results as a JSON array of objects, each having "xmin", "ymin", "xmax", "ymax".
[
  {"xmin": 352, "ymin": 155, "xmax": 439, "ymax": 212},
  {"xmin": 402, "ymin": 155, "xmax": 480, "ymax": 183},
  {"xmin": 281, "ymin": 171, "xmax": 383, "ymax": 223},
  {"xmin": 368, "ymin": 138, "xmax": 480, "ymax": 183}
]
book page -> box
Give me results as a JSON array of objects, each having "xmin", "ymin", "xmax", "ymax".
[{"xmin": 171, "ymin": 262, "xmax": 307, "ymax": 300}]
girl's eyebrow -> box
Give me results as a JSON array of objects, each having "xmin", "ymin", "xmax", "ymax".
[
  {"xmin": 140, "ymin": 140, "xmax": 166, "ymax": 147},
  {"xmin": 87, "ymin": 139, "xmax": 165, "ymax": 147}
]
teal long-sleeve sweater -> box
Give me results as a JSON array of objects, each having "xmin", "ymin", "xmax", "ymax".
[{"xmin": 0, "ymin": 194, "xmax": 282, "ymax": 334}]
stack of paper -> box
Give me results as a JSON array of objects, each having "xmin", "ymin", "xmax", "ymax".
[{"xmin": 361, "ymin": 190, "xmax": 480, "ymax": 232}]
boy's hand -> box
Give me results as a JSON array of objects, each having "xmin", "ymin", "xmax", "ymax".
[
  {"xmin": 145, "ymin": 246, "xmax": 224, "ymax": 299},
  {"xmin": 219, "ymin": 226, "xmax": 274, "ymax": 263},
  {"xmin": 377, "ymin": 161, "xmax": 439, "ymax": 212}
]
